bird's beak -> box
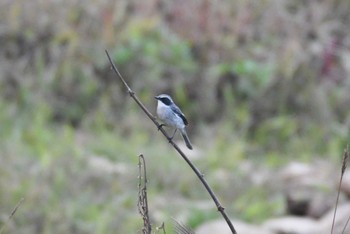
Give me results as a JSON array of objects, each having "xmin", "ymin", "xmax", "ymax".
[{"xmin": 154, "ymin": 96, "xmax": 159, "ymax": 100}]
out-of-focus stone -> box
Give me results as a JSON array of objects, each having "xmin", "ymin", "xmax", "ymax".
[
  {"xmin": 286, "ymin": 189, "xmax": 311, "ymax": 216},
  {"xmin": 280, "ymin": 161, "xmax": 336, "ymax": 218},
  {"xmin": 307, "ymin": 191, "xmax": 335, "ymax": 219},
  {"xmin": 285, "ymin": 186, "xmax": 335, "ymax": 218},
  {"xmin": 340, "ymin": 171, "xmax": 350, "ymax": 198},
  {"xmin": 263, "ymin": 216, "xmax": 321, "ymax": 234},
  {"xmin": 195, "ymin": 219, "xmax": 272, "ymax": 234},
  {"xmin": 318, "ymin": 203, "xmax": 350, "ymax": 234},
  {"xmin": 280, "ymin": 161, "xmax": 334, "ymax": 188}
]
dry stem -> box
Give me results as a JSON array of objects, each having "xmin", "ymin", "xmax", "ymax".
[
  {"xmin": 331, "ymin": 147, "xmax": 348, "ymax": 234},
  {"xmin": 138, "ymin": 154, "xmax": 152, "ymax": 234}
]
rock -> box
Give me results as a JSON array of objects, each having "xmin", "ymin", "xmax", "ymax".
[
  {"xmin": 286, "ymin": 189, "xmax": 311, "ymax": 216},
  {"xmin": 195, "ymin": 219, "xmax": 272, "ymax": 234},
  {"xmin": 318, "ymin": 203, "xmax": 350, "ymax": 234},
  {"xmin": 340, "ymin": 170, "xmax": 350, "ymax": 198},
  {"xmin": 279, "ymin": 161, "xmax": 334, "ymax": 188},
  {"xmin": 307, "ymin": 192, "xmax": 336, "ymax": 219},
  {"xmin": 280, "ymin": 162, "xmax": 314, "ymax": 183},
  {"xmin": 280, "ymin": 161, "xmax": 336, "ymax": 218},
  {"xmin": 263, "ymin": 216, "xmax": 321, "ymax": 234},
  {"xmin": 285, "ymin": 186, "xmax": 335, "ymax": 218}
]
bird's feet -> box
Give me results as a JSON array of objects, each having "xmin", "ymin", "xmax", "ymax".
[
  {"xmin": 168, "ymin": 136, "xmax": 174, "ymax": 143},
  {"xmin": 158, "ymin": 124, "xmax": 165, "ymax": 131},
  {"xmin": 168, "ymin": 129, "xmax": 177, "ymax": 143}
]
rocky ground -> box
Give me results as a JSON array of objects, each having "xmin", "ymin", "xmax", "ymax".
[{"xmin": 195, "ymin": 160, "xmax": 350, "ymax": 234}]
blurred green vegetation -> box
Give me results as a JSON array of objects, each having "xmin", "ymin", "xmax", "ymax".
[{"xmin": 1, "ymin": 0, "xmax": 350, "ymax": 233}]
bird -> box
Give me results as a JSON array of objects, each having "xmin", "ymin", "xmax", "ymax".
[{"xmin": 155, "ymin": 94, "xmax": 193, "ymax": 150}]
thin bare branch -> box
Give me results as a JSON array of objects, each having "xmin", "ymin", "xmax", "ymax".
[
  {"xmin": 105, "ymin": 49, "xmax": 237, "ymax": 233},
  {"xmin": 105, "ymin": 50, "xmax": 162, "ymax": 130}
]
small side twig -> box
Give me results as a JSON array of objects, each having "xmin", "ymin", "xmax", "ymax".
[
  {"xmin": 138, "ymin": 154, "xmax": 152, "ymax": 234},
  {"xmin": 156, "ymin": 222, "xmax": 166, "ymax": 234},
  {"xmin": 0, "ymin": 197, "xmax": 24, "ymax": 234},
  {"xmin": 105, "ymin": 50, "xmax": 237, "ymax": 233},
  {"xmin": 331, "ymin": 147, "xmax": 348, "ymax": 234}
]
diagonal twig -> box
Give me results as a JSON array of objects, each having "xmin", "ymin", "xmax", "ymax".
[{"xmin": 105, "ymin": 50, "xmax": 237, "ymax": 233}]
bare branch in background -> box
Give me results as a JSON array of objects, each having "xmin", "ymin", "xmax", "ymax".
[
  {"xmin": 331, "ymin": 147, "xmax": 348, "ymax": 234},
  {"xmin": 0, "ymin": 197, "xmax": 24, "ymax": 234}
]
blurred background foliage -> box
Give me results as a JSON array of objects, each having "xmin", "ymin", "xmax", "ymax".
[{"xmin": 0, "ymin": 0, "xmax": 349, "ymax": 233}]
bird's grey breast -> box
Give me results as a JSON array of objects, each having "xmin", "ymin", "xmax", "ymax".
[{"xmin": 157, "ymin": 102, "xmax": 185, "ymax": 128}]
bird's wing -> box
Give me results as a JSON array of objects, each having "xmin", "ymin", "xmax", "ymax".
[{"xmin": 171, "ymin": 105, "xmax": 188, "ymax": 126}]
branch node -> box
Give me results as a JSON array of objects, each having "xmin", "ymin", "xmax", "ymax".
[{"xmin": 218, "ymin": 205, "xmax": 225, "ymax": 212}]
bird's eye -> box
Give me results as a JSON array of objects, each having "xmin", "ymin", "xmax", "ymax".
[{"xmin": 161, "ymin": 98, "xmax": 171, "ymax": 105}]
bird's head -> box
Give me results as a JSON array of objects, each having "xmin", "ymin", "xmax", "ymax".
[{"xmin": 155, "ymin": 94, "xmax": 174, "ymax": 106}]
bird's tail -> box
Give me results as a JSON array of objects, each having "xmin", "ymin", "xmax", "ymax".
[{"xmin": 181, "ymin": 129, "xmax": 193, "ymax": 150}]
